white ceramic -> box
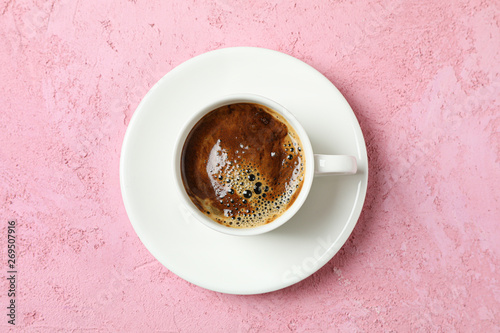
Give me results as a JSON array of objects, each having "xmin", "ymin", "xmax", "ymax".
[
  {"xmin": 173, "ymin": 93, "xmax": 357, "ymax": 236},
  {"xmin": 120, "ymin": 47, "xmax": 368, "ymax": 294}
]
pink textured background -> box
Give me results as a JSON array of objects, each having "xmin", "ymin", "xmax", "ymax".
[{"xmin": 1, "ymin": 0, "xmax": 499, "ymax": 331}]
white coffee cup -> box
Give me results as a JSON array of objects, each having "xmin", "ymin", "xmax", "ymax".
[{"xmin": 173, "ymin": 93, "xmax": 357, "ymax": 236}]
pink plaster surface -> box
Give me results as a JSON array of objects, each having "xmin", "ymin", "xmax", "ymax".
[{"xmin": 0, "ymin": 0, "xmax": 499, "ymax": 331}]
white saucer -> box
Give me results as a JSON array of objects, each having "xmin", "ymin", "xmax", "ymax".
[{"xmin": 120, "ymin": 47, "xmax": 368, "ymax": 295}]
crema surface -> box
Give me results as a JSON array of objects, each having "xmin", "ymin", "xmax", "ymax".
[{"xmin": 181, "ymin": 103, "xmax": 305, "ymax": 228}]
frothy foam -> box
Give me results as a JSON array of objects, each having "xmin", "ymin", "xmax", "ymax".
[
  {"xmin": 181, "ymin": 103, "xmax": 305, "ymax": 228},
  {"xmin": 203, "ymin": 137, "xmax": 303, "ymax": 228}
]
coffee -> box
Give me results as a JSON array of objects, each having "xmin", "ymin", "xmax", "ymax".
[{"xmin": 180, "ymin": 103, "xmax": 305, "ymax": 228}]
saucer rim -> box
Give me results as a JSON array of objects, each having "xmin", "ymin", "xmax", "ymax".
[{"xmin": 120, "ymin": 46, "xmax": 368, "ymax": 294}]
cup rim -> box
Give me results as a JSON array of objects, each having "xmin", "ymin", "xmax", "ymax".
[{"xmin": 172, "ymin": 93, "xmax": 315, "ymax": 236}]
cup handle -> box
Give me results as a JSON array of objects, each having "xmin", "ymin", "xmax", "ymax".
[{"xmin": 314, "ymin": 154, "xmax": 357, "ymax": 176}]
